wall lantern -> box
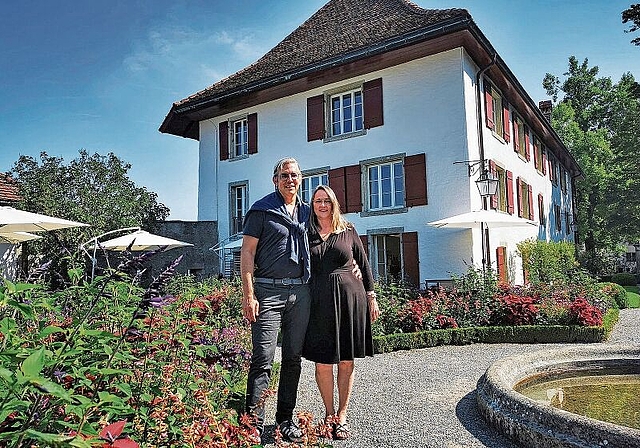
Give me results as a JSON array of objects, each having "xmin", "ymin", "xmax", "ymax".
[{"xmin": 475, "ymin": 170, "xmax": 499, "ymax": 197}]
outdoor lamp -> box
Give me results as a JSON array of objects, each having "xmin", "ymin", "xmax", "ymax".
[{"xmin": 475, "ymin": 170, "xmax": 499, "ymax": 197}]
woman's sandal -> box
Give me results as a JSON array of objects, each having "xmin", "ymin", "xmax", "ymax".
[{"xmin": 334, "ymin": 422, "xmax": 351, "ymax": 440}]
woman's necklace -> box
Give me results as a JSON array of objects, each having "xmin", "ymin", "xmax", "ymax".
[{"xmin": 319, "ymin": 224, "xmax": 332, "ymax": 241}]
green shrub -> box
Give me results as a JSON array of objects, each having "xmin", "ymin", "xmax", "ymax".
[
  {"xmin": 598, "ymin": 282, "xmax": 628, "ymax": 309},
  {"xmin": 517, "ymin": 239, "xmax": 577, "ymax": 285},
  {"xmin": 611, "ymin": 272, "xmax": 637, "ymax": 286},
  {"xmin": 371, "ymin": 280, "xmax": 419, "ymax": 336}
]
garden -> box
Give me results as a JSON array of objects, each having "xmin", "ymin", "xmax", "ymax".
[{"xmin": 0, "ymin": 239, "xmax": 634, "ymax": 447}]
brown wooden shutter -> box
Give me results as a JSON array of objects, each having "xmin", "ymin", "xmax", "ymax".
[
  {"xmin": 506, "ymin": 170, "xmax": 514, "ymax": 214},
  {"xmin": 502, "ymin": 102, "xmax": 510, "ymax": 142},
  {"xmin": 513, "ymin": 118, "xmax": 520, "ymax": 153},
  {"xmin": 307, "ymin": 94, "xmax": 325, "ymax": 141},
  {"xmin": 496, "ymin": 246, "xmax": 507, "ymax": 284},
  {"xmin": 363, "ymin": 78, "xmax": 383, "ymax": 129},
  {"xmin": 360, "ymin": 235, "xmax": 369, "ymax": 258},
  {"xmin": 247, "ymin": 113, "xmax": 258, "ymax": 154},
  {"xmin": 328, "ymin": 167, "xmax": 346, "ymax": 210},
  {"xmin": 219, "ymin": 121, "xmax": 229, "ymax": 161},
  {"xmin": 542, "ymin": 147, "xmax": 547, "ymax": 175},
  {"xmin": 485, "ymin": 84, "xmax": 494, "ymax": 130},
  {"xmin": 538, "ymin": 193, "xmax": 544, "ymax": 224},
  {"xmin": 533, "ymin": 139, "xmax": 539, "ymax": 171},
  {"xmin": 402, "ymin": 232, "xmax": 420, "ymax": 288},
  {"xmin": 516, "ymin": 177, "xmax": 523, "ymax": 217},
  {"xmin": 489, "ymin": 160, "xmax": 498, "ymax": 209},
  {"xmin": 524, "ymin": 127, "xmax": 531, "ymax": 161},
  {"xmin": 527, "ymin": 185, "xmax": 534, "ymax": 220},
  {"xmin": 345, "ymin": 164, "xmax": 362, "ymax": 213},
  {"xmin": 404, "ymin": 153, "xmax": 427, "ymax": 207}
]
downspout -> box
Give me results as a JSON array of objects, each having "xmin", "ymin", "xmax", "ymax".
[{"xmin": 475, "ymin": 53, "xmax": 497, "ymax": 272}]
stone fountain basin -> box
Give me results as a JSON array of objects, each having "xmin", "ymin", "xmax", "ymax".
[{"xmin": 476, "ymin": 345, "xmax": 640, "ymax": 448}]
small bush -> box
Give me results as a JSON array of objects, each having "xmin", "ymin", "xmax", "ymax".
[
  {"xmin": 611, "ymin": 272, "xmax": 637, "ymax": 286},
  {"xmin": 599, "ymin": 282, "xmax": 629, "ymax": 309}
]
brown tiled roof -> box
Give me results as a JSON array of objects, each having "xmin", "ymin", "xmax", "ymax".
[
  {"xmin": 0, "ymin": 174, "xmax": 20, "ymax": 204},
  {"xmin": 169, "ymin": 0, "xmax": 469, "ymax": 111}
]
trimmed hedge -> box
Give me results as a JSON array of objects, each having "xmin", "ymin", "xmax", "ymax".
[{"xmin": 373, "ymin": 308, "xmax": 619, "ymax": 354}]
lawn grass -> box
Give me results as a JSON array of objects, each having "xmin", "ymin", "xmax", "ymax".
[{"xmin": 623, "ymin": 285, "xmax": 640, "ymax": 308}]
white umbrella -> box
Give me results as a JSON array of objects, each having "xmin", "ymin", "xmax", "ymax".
[
  {"xmin": 427, "ymin": 210, "xmax": 537, "ymax": 228},
  {"xmin": 0, "ymin": 206, "xmax": 89, "ymax": 233},
  {"xmin": 93, "ymin": 229, "xmax": 193, "ymax": 252},
  {"xmin": 0, "ymin": 231, "xmax": 42, "ymax": 244}
]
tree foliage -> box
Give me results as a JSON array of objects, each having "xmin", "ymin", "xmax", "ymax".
[
  {"xmin": 10, "ymin": 150, "xmax": 170, "ymax": 282},
  {"xmin": 543, "ymin": 57, "xmax": 640, "ymax": 275},
  {"xmin": 622, "ymin": 4, "xmax": 640, "ymax": 46}
]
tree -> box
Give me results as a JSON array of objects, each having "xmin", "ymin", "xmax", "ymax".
[
  {"xmin": 543, "ymin": 57, "xmax": 640, "ymax": 275},
  {"xmin": 623, "ymin": 4, "xmax": 640, "ymax": 46},
  {"xmin": 10, "ymin": 150, "xmax": 170, "ymax": 283}
]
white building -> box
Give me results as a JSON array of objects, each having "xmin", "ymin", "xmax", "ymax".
[{"xmin": 161, "ymin": 0, "xmax": 581, "ymax": 286}]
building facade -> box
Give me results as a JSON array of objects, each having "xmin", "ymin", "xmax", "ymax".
[{"xmin": 161, "ymin": 0, "xmax": 581, "ymax": 286}]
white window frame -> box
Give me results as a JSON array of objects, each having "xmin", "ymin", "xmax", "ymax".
[
  {"xmin": 364, "ymin": 157, "xmax": 405, "ymax": 212},
  {"xmin": 301, "ymin": 169, "xmax": 328, "ymax": 204},
  {"xmin": 369, "ymin": 230, "xmax": 404, "ymax": 282},
  {"xmin": 496, "ymin": 165, "xmax": 507, "ymax": 213},
  {"xmin": 231, "ymin": 117, "xmax": 248, "ymax": 158},
  {"xmin": 329, "ymin": 88, "xmax": 363, "ymax": 137},
  {"xmin": 230, "ymin": 182, "xmax": 248, "ymax": 235}
]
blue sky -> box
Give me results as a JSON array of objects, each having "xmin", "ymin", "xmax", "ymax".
[{"xmin": 1, "ymin": 1, "xmax": 638, "ymax": 220}]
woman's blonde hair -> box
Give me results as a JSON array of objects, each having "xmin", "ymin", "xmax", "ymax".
[{"xmin": 309, "ymin": 185, "xmax": 351, "ymax": 234}]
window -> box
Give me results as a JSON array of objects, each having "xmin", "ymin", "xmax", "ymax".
[
  {"xmin": 301, "ymin": 172, "xmax": 328, "ymax": 204},
  {"xmin": 372, "ymin": 234, "xmax": 402, "ymax": 282},
  {"xmin": 495, "ymin": 165, "xmax": 507, "ymax": 212},
  {"xmin": 367, "ymin": 160, "xmax": 404, "ymax": 210},
  {"xmin": 560, "ymin": 167, "xmax": 567, "ymax": 193},
  {"xmin": 230, "ymin": 183, "xmax": 248, "ymax": 234},
  {"xmin": 513, "ymin": 115, "xmax": 526, "ymax": 158},
  {"xmin": 330, "ymin": 89, "xmax": 363, "ymax": 137},
  {"xmin": 368, "ymin": 231, "xmax": 419, "ymax": 286},
  {"xmin": 232, "ymin": 118, "xmax": 248, "ymax": 157},
  {"xmin": 538, "ymin": 193, "xmax": 546, "ymax": 226},
  {"xmin": 307, "ymin": 78, "xmax": 384, "ymax": 142},
  {"xmin": 554, "ymin": 204, "xmax": 562, "ymax": 232},
  {"xmin": 533, "ymin": 136, "xmax": 544, "ymax": 172},
  {"xmin": 485, "ymin": 84, "xmax": 503, "ymax": 137},
  {"xmin": 517, "ymin": 177, "xmax": 534, "ymax": 220},
  {"xmin": 219, "ymin": 113, "xmax": 258, "ymax": 161},
  {"xmin": 549, "ymin": 156, "xmax": 558, "ymax": 185},
  {"xmin": 489, "ymin": 161, "xmax": 514, "ymax": 214}
]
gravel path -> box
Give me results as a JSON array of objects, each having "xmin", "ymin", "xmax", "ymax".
[{"xmin": 263, "ymin": 309, "xmax": 640, "ymax": 447}]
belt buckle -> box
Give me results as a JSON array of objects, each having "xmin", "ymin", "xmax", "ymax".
[{"xmin": 281, "ymin": 278, "xmax": 291, "ymax": 286}]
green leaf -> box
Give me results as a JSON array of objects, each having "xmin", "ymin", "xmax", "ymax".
[
  {"xmin": 0, "ymin": 367, "xmax": 14, "ymax": 382},
  {"xmin": 6, "ymin": 299, "xmax": 34, "ymax": 319},
  {"xmin": 20, "ymin": 346, "xmax": 46, "ymax": 377},
  {"xmin": 13, "ymin": 283, "xmax": 38, "ymax": 292},
  {"xmin": 24, "ymin": 429, "xmax": 75, "ymax": 444},
  {"xmin": 29, "ymin": 377, "xmax": 72, "ymax": 401},
  {"xmin": 38, "ymin": 325, "xmax": 66, "ymax": 339}
]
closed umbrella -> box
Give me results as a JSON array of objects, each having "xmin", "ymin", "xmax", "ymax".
[{"xmin": 0, "ymin": 206, "xmax": 89, "ymax": 233}]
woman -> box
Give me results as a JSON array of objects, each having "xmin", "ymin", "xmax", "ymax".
[{"xmin": 302, "ymin": 185, "xmax": 380, "ymax": 440}]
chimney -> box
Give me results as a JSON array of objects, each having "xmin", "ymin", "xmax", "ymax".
[{"xmin": 539, "ymin": 100, "xmax": 552, "ymax": 122}]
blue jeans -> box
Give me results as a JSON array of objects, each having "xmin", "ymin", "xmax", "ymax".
[{"xmin": 245, "ymin": 283, "xmax": 311, "ymax": 430}]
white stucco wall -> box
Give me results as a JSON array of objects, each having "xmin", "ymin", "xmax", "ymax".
[{"xmin": 197, "ymin": 47, "xmax": 573, "ymax": 286}]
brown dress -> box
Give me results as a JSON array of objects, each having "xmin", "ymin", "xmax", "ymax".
[{"xmin": 302, "ymin": 226, "xmax": 375, "ymax": 364}]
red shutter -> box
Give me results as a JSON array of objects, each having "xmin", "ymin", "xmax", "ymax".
[
  {"xmin": 219, "ymin": 121, "xmax": 229, "ymax": 161},
  {"xmin": 502, "ymin": 102, "xmax": 510, "ymax": 142},
  {"xmin": 513, "ymin": 118, "xmax": 520, "ymax": 153},
  {"xmin": 247, "ymin": 113, "xmax": 258, "ymax": 154},
  {"xmin": 516, "ymin": 177, "xmax": 523, "ymax": 217},
  {"xmin": 307, "ymin": 95, "xmax": 325, "ymax": 141},
  {"xmin": 329, "ymin": 167, "xmax": 346, "ymax": 210},
  {"xmin": 345, "ymin": 164, "xmax": 362, "ymax": 213},
  {"xmin": 404, "ymin": 153, "xmax": 427, "ymax": 207},
  {"xmin": 506, "ymin": 170, "xmax": 514, "ymax": 214},
  {"xmin": 538, "ymin": 193, "xmax": 544, "ymax": 224},
  {"xmin": 496, "ymin": 246, "xmax": 507, "ymax": 284},
  {"xmin": 363, "ymin": 78, "xmax": 383, "ymax": 129},
  {"xmin": 402, "ymin": 232, "xmax": 420, "ymax": 288},
  {"xmin": 489, "ymin": 160, "xmax": 498, "ymax": 210},
  {"xmin": 542, "ymin": 147, "xmax": 547, "ymax": 175},
  {"xmin": 485, "ymin": 84, "xmax": 494, "ymax": 130},
  {"xmin": 527, "ymin": 185, "xmax": 534, "ymax": 220},
  {"xmin": 524, "ymin": 127, "xmax": 531, "ymax": 161},
  {"xmin": 360, "ymin": 235, "xmax": 369, "ymax": 258},
  {"xmin": 533, "ymin": 139, "xmax": 539, "ymax": 170}
]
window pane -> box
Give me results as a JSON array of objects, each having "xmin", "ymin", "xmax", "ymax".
[{"xmin": 369, "ymin": 166, "xmax": 379, "ymax": 209}]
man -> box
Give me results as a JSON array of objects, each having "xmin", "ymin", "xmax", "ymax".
[{"xmin": 240, "ymin": 157, "xmax": 311, "ymax": 442}]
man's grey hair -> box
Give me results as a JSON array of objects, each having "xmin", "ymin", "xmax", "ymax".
[{"xmin": 272, "ymin": 157, "xmax": 301, "ymax": 177}]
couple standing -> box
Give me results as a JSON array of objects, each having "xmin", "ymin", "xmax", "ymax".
[{"xmin": 240, "ymin": 157, "xmax": 380, "ymax": 443}]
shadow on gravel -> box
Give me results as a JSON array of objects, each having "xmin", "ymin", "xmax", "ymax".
[{"xmin": 455, "ymin": 390, "xmax": 517, "ymax": 448}]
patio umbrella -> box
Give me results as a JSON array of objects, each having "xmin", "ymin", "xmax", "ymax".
[
  {"xmin": 93, "ymin": 229, "xmax": 193, "ymax": 252},
  {"xmin": 0, "ymin": 231, "xmax": 43, "ymax": 244},
  {"xmin": 427, "ymin": 210, "xmax": 537, "ymax": 229},
  {"xmin": 0, "ymin": 206, "xmax": 89, "ymax": 233}
]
